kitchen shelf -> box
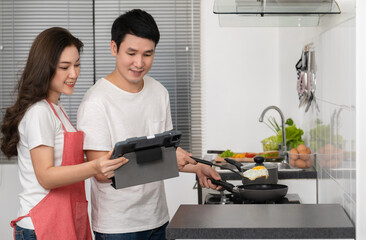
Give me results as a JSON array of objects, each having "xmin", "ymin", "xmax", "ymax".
[
  {"xmin": 214, "ymin": 0, "xmax": 341, "ymax": 15},
  {"xmin": 214, "ymin": 0, "xmax": 341, "ymax": 27}
]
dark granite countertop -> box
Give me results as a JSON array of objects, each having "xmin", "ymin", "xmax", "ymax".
[{"xmin": 166, "ymin": 204, "xmax": 354, "ymax": 239}]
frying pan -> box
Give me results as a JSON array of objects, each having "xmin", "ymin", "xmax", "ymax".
[
  {"xmin": 210, "ymin": 179, "xmax": 288, "ymax": 202},
  {"xmin": 192, "ymin": 157, "xmax": 288, "ymax": 201}
]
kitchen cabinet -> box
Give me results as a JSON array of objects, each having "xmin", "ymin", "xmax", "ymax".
[
  {"xmin": 165, "ymin": 172, "xmax": 198, "ymax": 218},
  {"xmin": 213, "ymin": 0, "xmax": 342, "ymax": 27}
]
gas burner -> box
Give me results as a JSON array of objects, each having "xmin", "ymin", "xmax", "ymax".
[
  {"xmin": 205, "ymin": 192, "xmax": 233, "ymax": 204},
  {"xmin": 205, "ymin": 193, "xmax": 301, "ymax": 205}
]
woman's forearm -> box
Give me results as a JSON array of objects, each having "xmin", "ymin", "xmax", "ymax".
[
  {"xmin": 31, "ymin": 146, "xmax": 126, "ymax": 189},
  {"xmin": 36, "ymin": 161, "xmax": 98, "ymax": 189}
]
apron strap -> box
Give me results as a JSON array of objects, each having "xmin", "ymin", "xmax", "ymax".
[
  {"xmin": 10, "ymin": 214, "xmax": 30, "ymax": 239},
  {"xmin": 46, "ymin": 99, "xmax": 76, "ymax": 132},
  {"xmin": 59, "ymin": 107, "xmax": 74, "ymax": 127}
]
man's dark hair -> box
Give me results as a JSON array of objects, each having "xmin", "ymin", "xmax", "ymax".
[{"xmin": 111, "ymin": 9, "xmax": 160, "ymax": 52}]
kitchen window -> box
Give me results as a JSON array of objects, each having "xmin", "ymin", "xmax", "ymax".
[{"xmin": 0, "ymin": 0, "xmax": 201, "ymax": 163}]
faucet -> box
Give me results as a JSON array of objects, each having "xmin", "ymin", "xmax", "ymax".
[{"xmin": 259, "ymin": 105, "xmax": 288, "ymax": 163}]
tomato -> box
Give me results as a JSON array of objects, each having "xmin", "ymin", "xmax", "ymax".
[{"xmin": 245, "ymin": 152, "xmax": 256, "ymax": 158}]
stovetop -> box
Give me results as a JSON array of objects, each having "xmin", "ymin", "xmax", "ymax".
[{"xmin": 205, "ymin": 192, "xmax": 301, "ymax": 205}]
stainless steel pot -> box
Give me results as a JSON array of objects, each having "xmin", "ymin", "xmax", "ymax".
[
  {"xmin": 192, "ymin": 155, "xmax": 279, "ymax": 186},
  {"xmin": 226, "ymin": 156, "xmax": 278, "ymax": 185}
]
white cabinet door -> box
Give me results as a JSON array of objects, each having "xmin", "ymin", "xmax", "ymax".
[
  {"xmin": 164, "ymin": 172, "xmax": 198, "ymax": 218},
  {"xmin": 278, "ymin": 179, "xmax": 317, "ymax": 204}
]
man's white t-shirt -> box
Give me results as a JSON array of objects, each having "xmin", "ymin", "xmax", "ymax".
[
  {"xmin": 77, "ymin": 76, "xmax": 173, "ymax": 234},
  {"xmin": 16, "ymin": 100, "xmax": 76, "ymax": 229}
]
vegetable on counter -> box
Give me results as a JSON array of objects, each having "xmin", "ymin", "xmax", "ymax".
[
  {"xmin": 219, "ymin": 149, "xmax": 235, "ymax": 158},
  {"xmin": 219, "ymin": 150, "xmax": 257, "ymax": 159},
  {"xmin": 280, "ymin": 124, "xmax": 305, "ymax": 149},
  {"xmin": 289, "ymin": 144, "xmax": 313, "ymax": 169},
  {"xmin": 215, "ymin": 150, "xmax": 258, "ymax": 162},
  {"xmin": 260, "ymin": 151, "xmax": 279, "ymax": 159},
  {"xmin": 309, "ymin": 119, "xmax": 343, "ymax": 152},
  {"xmin": 261, "ymin": 117, "xmax": 304, "ymax": 151},
  {"xmin": 232, "ymin": 153, "xmax": 246, "ymax": 158},
  {"xmin": 244, "ymin": 152, "xmax": 256, "ymax": 158}
]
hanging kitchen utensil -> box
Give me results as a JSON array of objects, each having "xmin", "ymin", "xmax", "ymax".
[
  {"xmin": 296, "ymin": 49, "xmax": 310, "ymax": 106},
  {"xmin": 296, "ymin": 51, "xmax": 304, "ymax": 100},
  {"xmin": 210, "ymin": 179, "xmax": 288, "ymax": 202},
  {"xmin": 305, "ymin": 92, "xmax": 313, "ymax": 112},
  {"xmin": 295, "ymin": 55, "xmax": 302, "ymax": 85},
  {"xmin": 297, "ymin": 71, "xmax": 306, "ymax": 96},
  {"xmin": 296, "ymin": 43, "xmax": 319, "ymax": 112},
  {"xmin": 298, "ymin": 71, "xmax": 308, "ymax": 108},
  {"xmin": 307, "ymin": 50, "xmax": 320, "ymax": 112}
]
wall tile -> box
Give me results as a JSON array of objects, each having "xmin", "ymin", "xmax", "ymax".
[{"xmin": 305, "ymin": 19, "xmax": 356, "ymax": 220}]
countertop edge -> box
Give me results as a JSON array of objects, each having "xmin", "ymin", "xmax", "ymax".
[
  {"xmin": 166, "ymin": 227, "xmax": 355, "ymax": 239},
  {"xmin": 166, "ymin": 204, "xmax": 355, "ymax": 239}
]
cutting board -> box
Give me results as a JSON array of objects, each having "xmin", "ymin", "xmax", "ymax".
[{"xmin": 214, "ymin": 155, "xmax": 254, "ymax": 163}]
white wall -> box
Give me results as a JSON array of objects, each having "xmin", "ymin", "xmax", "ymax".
[
  {"xmin": 278, "ymin": 0, "xmax": 361, "ymax": 238},
  {"xmin": 202, "ymin": 0, "xmax": 361, "ymax": 237},
  {"xmin": 201, "ymin": 0, "xmax": 282, "ymax": 154},
  {"xmin": 278, "ymin": 0, "xmax": 357, "ymax": 225},
  {"xmin": 355, "ymin": 0, "xmax": 366, "ymax": 238},
  {"xmin": 0, "ymin": 164, "xmax": 22, "ymax": 240}
]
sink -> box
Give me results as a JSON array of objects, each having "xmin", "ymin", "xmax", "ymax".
[{"xmin": 275, "ymin": 162, "xmax": 303, "ymax": 171}]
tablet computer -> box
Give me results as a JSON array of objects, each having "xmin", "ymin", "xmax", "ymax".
[{"xmin": 110, "ymin": 130, "xmax": 181, "ymax": 189}]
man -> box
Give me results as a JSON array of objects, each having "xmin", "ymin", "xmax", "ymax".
[{"xmin": 77, "ymin": 9, "xmax": 221, "ymax": 239}]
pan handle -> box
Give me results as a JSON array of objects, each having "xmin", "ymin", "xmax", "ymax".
[
  {"xmin": 192, "ymin": 157, "xmax": 244, "ymax": 179},
  {"xmin": 191, "ymin": 156, "xmax": 213, "ymax": 166},
  {"xmin": 224, "ymin": 158, "xmax": 243, "ymax": 172},
  {"xmin": 209, "ymin": 179, "xmax": 236, "ymax": 193}
]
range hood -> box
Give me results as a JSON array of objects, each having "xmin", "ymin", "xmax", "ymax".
[{"xmin": 214, "ymin": 0, "xmax": 341, "ymax": 27}]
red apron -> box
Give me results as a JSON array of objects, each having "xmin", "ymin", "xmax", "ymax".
[{"xmin": 10, "ymin": 99, "xmax": 92, "ymax": 240}]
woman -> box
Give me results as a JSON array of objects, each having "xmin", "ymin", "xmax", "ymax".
[{"xmin": 0, "ymin": 27, "xmax": 128, "ymax": 240}]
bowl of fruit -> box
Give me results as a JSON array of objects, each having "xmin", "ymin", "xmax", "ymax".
[{"xmin": 288, "ymin": 144, "xmax": 314, "ymax": 169}]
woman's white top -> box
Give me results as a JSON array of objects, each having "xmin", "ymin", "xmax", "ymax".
[{"xmin": 16, "ymin": 99, "xmax": 76, "ymax": 229}]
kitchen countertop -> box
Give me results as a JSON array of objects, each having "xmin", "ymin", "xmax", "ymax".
[{"xmin": 166, "ymin": 204, "xmax": 355, "ymax": 239}]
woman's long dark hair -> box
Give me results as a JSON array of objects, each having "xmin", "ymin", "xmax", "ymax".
[{"xmin": 1, "ymin": 27, "xmax": 83, "ymax": 158}]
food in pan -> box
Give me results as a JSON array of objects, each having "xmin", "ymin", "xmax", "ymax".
[{"xmin": 243, "ymin": 166, "xmax": 269, "ymax": 181}]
